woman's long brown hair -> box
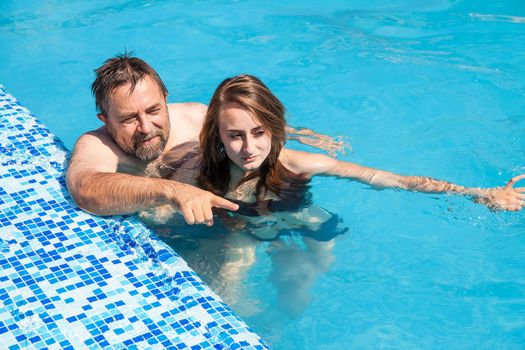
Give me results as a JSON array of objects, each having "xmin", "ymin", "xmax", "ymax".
[{"xmin": 198, "ymin": 75, "xmax": 308, "ymax": 202}]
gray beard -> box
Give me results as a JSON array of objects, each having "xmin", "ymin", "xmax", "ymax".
[
  {"xmin": 107, "ymin": 125, "xmax": 168, "ymax": 163},
  {"xmin": 132, "ymin": 130, "xmax": 167, "ymax": 162}
]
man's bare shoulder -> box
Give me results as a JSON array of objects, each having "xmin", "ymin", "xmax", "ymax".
[
  {"xmin": 77, "ymin": 126, "xmax": 109, "ymax": 144},
  {"xmin": 167, "ymin": 102, "xmax": 208, "ymax": 143},
  {"xmin": 73, "ymin": 127, "xmax": 120, "ymax": 154},
  {"xmin": 168, "ymin": 102, "xmax": 207, "ymax": 125},
  {"xmin": 68, "ymin": 127, "xmax": 122, "ymax": 174}
]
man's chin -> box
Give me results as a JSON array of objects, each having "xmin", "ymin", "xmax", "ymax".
[
  {"xmin": 135, "ymin": 148, "xmax": 163, "ymax": 162},
  {"xmin": 133, "ymin": 142, "xmax": 161, "ymax": 161},
  {"xmin": 134, "ymin": 138, "xmax": 167, "ymax": 162}
]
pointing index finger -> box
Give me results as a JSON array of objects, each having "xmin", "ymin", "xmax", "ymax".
[{"xmin": 211, "ymin": 195, "xmax": 239, "ymax": 211}]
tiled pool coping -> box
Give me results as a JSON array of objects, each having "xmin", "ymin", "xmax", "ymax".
[{"xmin": 0, "ymin": 85, "xmax": 268, "ymax": 349}]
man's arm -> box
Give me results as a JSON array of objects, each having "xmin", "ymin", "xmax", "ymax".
[
  {"xmin": 66, "ymin": 131, "xmax": 238, "ymax": 225},
  {"xmin": 285, "ymin": 126, "xmax": 349, "ymax": 158}
]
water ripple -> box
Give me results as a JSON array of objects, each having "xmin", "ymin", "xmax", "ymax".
[{"xmin": 470, "ymin": 13, "xmax": 525, "ymax": 24}]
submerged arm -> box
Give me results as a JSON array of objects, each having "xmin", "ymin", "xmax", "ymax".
[{"xmin": 282, "ymin": 149, "xmax": 525, "ymax": 211}]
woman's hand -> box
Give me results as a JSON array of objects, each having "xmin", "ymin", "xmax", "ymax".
[{"xmin": 476, "ymin": 174, "xmax": 525, "ymax": 211}]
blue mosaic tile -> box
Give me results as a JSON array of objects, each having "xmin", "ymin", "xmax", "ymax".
[{"xmin": 0, "ymin": 85, "xmax": 268, "ymax": 349}]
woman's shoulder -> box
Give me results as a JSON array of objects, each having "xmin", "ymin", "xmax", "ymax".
[{"xmin": 280, "ymin": 148, "xmax": 337, "ymax": 177}]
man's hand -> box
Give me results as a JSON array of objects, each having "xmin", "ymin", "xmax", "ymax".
[
  {"xmin": 286, "ymin": 126, "xmax": 349, "ymax": 158},
  {"xmin": 169, "ymin": 183, "xmax": 239, "ymax": 226},
  {"xmin": 477, "ymin": 174, "xmax": 525, "ymax": 211}
]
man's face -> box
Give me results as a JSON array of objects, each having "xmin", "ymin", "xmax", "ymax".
[{"xmin": 101, "ymin": 76, "xmax": 170, "ymax": 162}]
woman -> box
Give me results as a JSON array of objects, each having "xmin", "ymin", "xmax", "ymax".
[
  {"xmin": 197, "ymin": 74, "xmax": 525, "ymax": 215},
  {"xmin": 144, "ymin": 74, "xmax": 525, "ymax": 315}
]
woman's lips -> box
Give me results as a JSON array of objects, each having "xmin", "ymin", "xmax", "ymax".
[{"xmin": 242, "ymin": 155, "xmax": 257, "ymax": 162}]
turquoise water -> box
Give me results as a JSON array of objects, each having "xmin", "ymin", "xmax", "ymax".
[{"xmin": 2, "ymin": 1, "xmax": 525, "ymax": 348}]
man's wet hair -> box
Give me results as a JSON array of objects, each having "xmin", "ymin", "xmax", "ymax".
[{"xmin": 91, "ymin": 52, "xmax": 168, "ymax": 116}]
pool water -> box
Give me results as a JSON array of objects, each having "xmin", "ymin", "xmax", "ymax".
[{"xmin": 2, "ymin": 1, "xmax": 525, "ymax": 348}]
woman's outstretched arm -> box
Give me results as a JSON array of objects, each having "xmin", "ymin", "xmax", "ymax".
[{"xmin": 280, "ymin": 149, "xmax": 525, "ymax": 211}]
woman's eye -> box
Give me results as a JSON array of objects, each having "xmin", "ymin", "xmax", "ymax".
[
  {"xmin": 254, "ymin": 131, "xmax": 265, "ymax": 137},
  {"xmin": 229, "ymin": 134, "xmax": 241, "ymax": 139}
]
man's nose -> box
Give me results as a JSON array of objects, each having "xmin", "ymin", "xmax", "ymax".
[{"xmin": 137, "ymin": 116, "xmax": 153, "ymax": 134}]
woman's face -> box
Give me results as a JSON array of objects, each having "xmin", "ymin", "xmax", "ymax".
[{"xmin": 218, "ymin": 103, "xmax": 272, "ymax": 174}]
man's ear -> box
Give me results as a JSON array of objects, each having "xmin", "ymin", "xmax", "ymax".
[{"xmin": 97, "ymin": 113, "xmax": 108, "ymax": 124}]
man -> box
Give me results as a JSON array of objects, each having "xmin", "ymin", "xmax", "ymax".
[
  {"xmin": 67, "ymin": 53, "xmax": 344, "ymax": 226},
  {"xmin": 66, "ymin": 54, "xmax": 238, "ymax": 226}
]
